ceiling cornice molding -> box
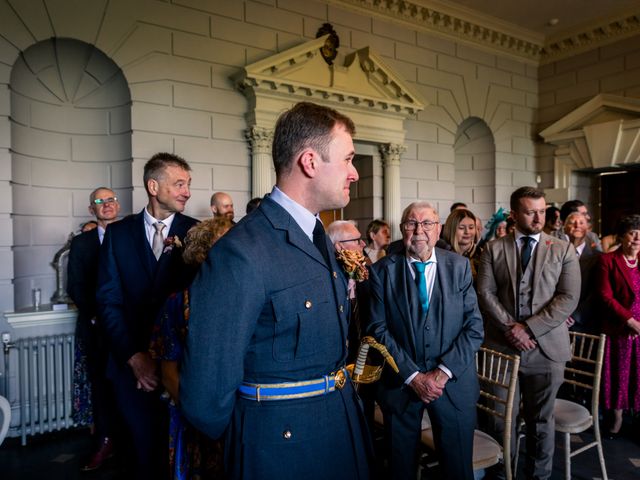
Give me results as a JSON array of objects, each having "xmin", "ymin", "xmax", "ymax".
[
  {"xmin": 329, "ymin": 0, "xmax": 640, "ymax": 65},
  {"xmin": 541, "ymin": 13, "xmax": 640, "ymax": 64}
]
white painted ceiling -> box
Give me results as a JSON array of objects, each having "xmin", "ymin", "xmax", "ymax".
[{"xmin": 438, "ymin": 0, "xmax": 640, "ymax": 37}]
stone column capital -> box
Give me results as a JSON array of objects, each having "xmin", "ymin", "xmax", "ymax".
[
  {"xmin": 245, "ymin": 126, "xmax": 274, "ymax": 155},
  {"xmin": 379, "ymin": 143, "xmax": 406, "ymax": 166}
]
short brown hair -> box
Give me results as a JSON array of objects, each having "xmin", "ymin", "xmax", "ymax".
[
  {"xmin": 510, "ymin": 186, "xmax": 545, "ymax": 212},
  {"xmin": 271, "ymin": 102, "xmax": 355, "ymax": 177},
  {"xmin": 143, "ymin": 153, "xmax": 191, "ymax": 194},
  {"xmin": 182, "ymin": 218, "xmax": 233, "ymax": 265}
]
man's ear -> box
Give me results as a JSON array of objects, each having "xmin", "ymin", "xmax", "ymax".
[
  {"xmin": 299, "ymin": 149, "xmax": 319, "ymax": 178},
  {"xmin": 88, "ymin": 205, "xmax": 95, "ymax": 216},
  {"xmin": 147, "ymin": 179, "xmax": 159, "ymax": 196}
]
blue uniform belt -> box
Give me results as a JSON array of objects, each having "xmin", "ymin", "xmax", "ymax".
[{"xmin": 238, "ymin": 368, "xmax": 349, "ymax": 401}]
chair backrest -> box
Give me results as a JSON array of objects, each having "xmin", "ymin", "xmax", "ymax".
[
  {"xmin": 564, "ymin": 332, "xmax": 606, "ymax": 414},
  {"xmin": 476, "ymin": 347, "xmax": 520, "ymax": 479},
  {"xmin": 0, "ymin": 395, "xmax": 10, "ymax": 446}
]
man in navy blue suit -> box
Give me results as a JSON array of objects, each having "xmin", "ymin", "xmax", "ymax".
[
  {"xmin": 368, "ymin": 201, "xmax": 484, "ymax": 480},
  {"xmin": 97, "ymin": 153, "xmax": 198, "ymax": 478},
  {"xmin": 68, "ymin": 187, "xmax": 120, "ymax": 471},
  {"xmin": 181, "ymin": 102, "xmax": 371, "ymax": 479}
]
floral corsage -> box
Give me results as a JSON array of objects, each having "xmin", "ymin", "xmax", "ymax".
[
  {"xmin": 335, "ymin": 249, "xmax": 369, "ymax": 282},
  {"xmin": 163, "ymin": 235, "xmax": 183, "ymax": 254}
]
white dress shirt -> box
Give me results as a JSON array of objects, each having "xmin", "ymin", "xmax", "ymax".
[{"xmin": 143, "ymin": 207, "xmax": 175, "ymax": 247}]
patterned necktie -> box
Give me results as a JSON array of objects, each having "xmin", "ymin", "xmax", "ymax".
[
  {"xmin": 152, "ymin": 222, "xmax": 166, "ymax": 260},
  {"xmin": 414, "ymin": 261, "xmax": 430, "ymax": 314},
  {"xmin": 313, "ymin": 219, "xmax": 331, "ymax": 266},
  {"xmin": 521, "ymin": 236, "xmax": 533, "ymax": 271}
]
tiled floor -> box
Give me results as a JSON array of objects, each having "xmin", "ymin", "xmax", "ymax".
[{"xmin": 1, "ymin": 422, "xmax": 639, "ymax": 479}]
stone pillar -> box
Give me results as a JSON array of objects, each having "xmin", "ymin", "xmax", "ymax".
[
  {"xmin": 246, "ymin": 126, "xmax": 274, "ymax": 198},
  {"xmin": 379, "ymin": 143, "xmax": 406, "ymax": 241}
]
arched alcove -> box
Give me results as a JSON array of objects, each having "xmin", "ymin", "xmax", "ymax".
[
  {"xmin": 10, "ymin": 38, "xmax": 132, "ymax": 308},
  {"xmin": 454, "ymin": 117, "xmax": 496, "ymax": 223}
]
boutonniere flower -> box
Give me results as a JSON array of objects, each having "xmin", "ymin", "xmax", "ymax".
[
  {"xmin": 335, "ymin": 249, "xmax": 369, "ymax": 282},
  {"xmin": 545, "ymin": 240, "xmax": 553, "ymax": 246},
  {"xmin": 163, "ymin": 236, "xmax": 183, "ymax": 254}
]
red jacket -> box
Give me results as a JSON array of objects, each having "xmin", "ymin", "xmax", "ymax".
[{"xmin": 597, "ymin": 250, "xmax": 640, "ymax": 336}]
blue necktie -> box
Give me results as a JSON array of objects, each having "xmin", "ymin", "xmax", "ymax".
[
  {"xmin": 521, "ymin": 236, "xmax": 533, "ymax": 271},
  {"xmin": 414, "ymin": 261, "xmax": 430, "ymax": 314}
]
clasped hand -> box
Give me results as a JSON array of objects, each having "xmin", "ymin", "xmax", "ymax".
[
  {"xmin": 505, "ymin": 323, "xmax": 537, "ymax": 351},
  {"xmin": 410, "ymin": 370, "xmax": 448, "ymax": 404},
  {"xmin": 127, "ymin": 352, "xmax": 159, "ymax": 392}
]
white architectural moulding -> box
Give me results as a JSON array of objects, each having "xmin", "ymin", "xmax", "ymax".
[
  {"xmin": 328, "ymin": 0, "xmax": 640, "ymax": 65},
  {"xmin": 235, "ymin": 33, "xmax": 425, "ymax": 230},
  {"xmin": 540, "ymin": 94, "xmax": 640, "ymax": 202}
]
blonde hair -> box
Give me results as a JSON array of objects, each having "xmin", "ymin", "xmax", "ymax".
[{"xmin": 443, "ymin": 208, "xmax": 477, "ymax": 257}]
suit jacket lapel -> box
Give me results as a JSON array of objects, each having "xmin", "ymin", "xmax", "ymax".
[
  {"xmin": 532, "ymin": 233, "xmax": 551, "ymax": 289},
  {"xmin": 504, "ymin": 234, "xmax": 518, "ymax": 302},
  {"xmin": 261, "ymin": 196, "xmax": 332, "ymax": 269},
  {"xmin": 132, "ymin": 211, "xmax": 155, "ymax": 279},
  {"xmin": 388, "ymin": 255, "xmax": 417, "ymax": 358},
  {"xmin": 614, "ymin": 251, "xmax": 636, "ymax": 294}
]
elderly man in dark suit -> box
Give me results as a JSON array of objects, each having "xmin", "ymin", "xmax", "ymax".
[
  {"xmin": 477, "ymin": 186, "xmax": 580, "ymax": 480},
  {"xmin": 97, "ymin": 153, "xmax": 198, "ymax": 479},
  {"xmin": 563, "ymin": 211, "xmax": 602, "ymax": 333},
  {"xmin": 181, "ymin": 102, "xmax": 370, "ymax": 479},
  {"xmin": 368, "ymin": 201, "xmax": 484, "ymax": 480},
  {"xmin": 68, "ymin": 187, "xmax": 120, "ymax": 471}
]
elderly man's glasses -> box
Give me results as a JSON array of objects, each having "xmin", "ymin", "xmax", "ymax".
[
  {"xmin": 93, "ymin": 197, "xmax": 117, "ymax": 205},
  {"xmin": 401, "ymin": 220, "xmax": 438, "ymax": 232},
  {"xmin": 337, "ymin": 236, "xmax": 364, "ymax": 243}
]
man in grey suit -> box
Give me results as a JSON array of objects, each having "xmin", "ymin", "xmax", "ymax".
[
  {"xmin": 477, "ymin": 186, "xmax": 581, "ymax": 480},
  {"xmin": 181, "ymin": 102, "xmax": 370, "ymax": 479},
  {"xmin": 368, "ymin": 201, "xmax": 484, "ymax": 480}
]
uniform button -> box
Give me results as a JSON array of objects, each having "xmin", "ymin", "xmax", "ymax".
[
  {"xmin": 283, "ymin": 430, "xmax": 292, "ymax": 439},
  {"xmin": 426, "ymin": 326, "xmax": 430, "ymax": 331},
  {"xmin": 339, "ymin": 305, "xmax": 344, "ymax": 312},
  {"xmin": 305, "ymin": 300, "xmax": 312, "ymax": 309},
  {"xmin": 333, "ymin": 271, "xmax": 338, "ymax": 278}
]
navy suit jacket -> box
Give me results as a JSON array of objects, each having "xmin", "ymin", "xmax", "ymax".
[
  {"xmin": 181, "ymin": 196, "xmax": 370, "ymax": 479},
  {"xmin": 68, "ymin": 228, "xmax": 100, "ymax": 339},
  {"xmin": 97, "ymin": 210, "xmax": 198, "ymax": 366},
  {"xmin": 367, "ymin": 247, "xmax": 484, "ymax": 412}
]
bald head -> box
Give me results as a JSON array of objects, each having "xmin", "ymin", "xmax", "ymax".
[{"xmin": 210, "ymin": 192, "xmax": 234, "ymax": 220}]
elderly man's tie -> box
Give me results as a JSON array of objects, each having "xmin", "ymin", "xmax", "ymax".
[{"xmin": 414, "ymin": 261, "xmax": 430, "ymax": 315}]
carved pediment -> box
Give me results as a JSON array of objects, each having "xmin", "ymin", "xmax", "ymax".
[
  {"xmin": 540, "ymin": 94, "xmax": 640, "ymax": 169},
  {"xmin": 235, "ymin": 34, "xmax": 425, "ymax": 144}
]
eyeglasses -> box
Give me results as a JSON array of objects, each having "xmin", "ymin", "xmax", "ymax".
[
  {"xmin": 337, "ymin": 237, "xmax": 364, "ymax": 243},
  {"xmin": 93, "ymin": 197, "xmax": 118, "ymax": 205},
  {"xmin": 401, "ymin": 220, "xmax": 439, "ymax": 232}
]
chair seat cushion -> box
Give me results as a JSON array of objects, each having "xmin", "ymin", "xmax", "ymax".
[
  {"xmin": 554, "ymin": 398, "xmax": 592, "ymax": 433},
  {"xmin": 421, "ymin": 428, "xmax": 501, "ymax": 470},
  {"xmin": 472, "ymin": 430, "xmax": 502, "ymax": 470}
]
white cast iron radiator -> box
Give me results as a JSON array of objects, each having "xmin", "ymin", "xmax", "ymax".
[{"xmin": 13, "ymin": 334, "xmax": 75, "ymax": 445}]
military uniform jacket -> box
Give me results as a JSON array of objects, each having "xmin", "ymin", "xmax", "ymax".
[{"xmin": 181, "ymin": 196, "xmax": 370, "ymax": 480}]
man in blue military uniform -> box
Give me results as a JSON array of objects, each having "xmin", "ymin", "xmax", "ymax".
[{"xmin": 181, "ymin": 102, "xmax": 370, "ymax": 479}]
